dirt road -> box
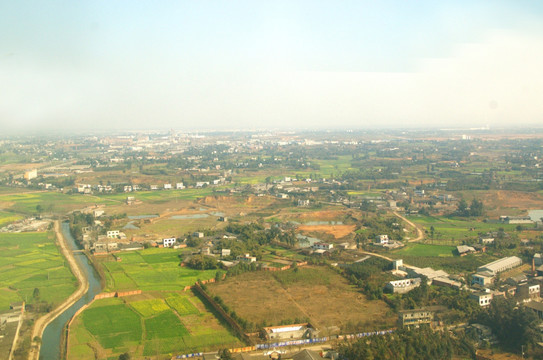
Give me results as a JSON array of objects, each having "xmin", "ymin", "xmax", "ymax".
[
  {"xmin": 27, "ymin": 220, "xmax": 89, "ymax": 360},
  {"xmin": 393, "ymin": 211, "xmax": 424, "ymax": 242}
]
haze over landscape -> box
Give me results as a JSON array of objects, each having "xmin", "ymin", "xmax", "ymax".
[{"xmin": 2, "ymin": 0, "xmax": 543, "ymax": 133}]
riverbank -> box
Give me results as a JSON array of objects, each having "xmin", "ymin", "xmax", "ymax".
[{"xmin": 27, "ymin": 220, "xmax": 89, "ymax": 360}]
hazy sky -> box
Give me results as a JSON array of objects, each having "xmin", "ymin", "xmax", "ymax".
[{"xmin": 2, "ymin": 1, "xmax": 543, "ymax": 133}]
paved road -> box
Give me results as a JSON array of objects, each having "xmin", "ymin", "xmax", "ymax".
[{"xmin": 27, "ymin": 221, "xmax": 89, "ymax": 360}]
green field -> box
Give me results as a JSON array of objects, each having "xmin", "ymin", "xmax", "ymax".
[
  {"xmin": 313, "ymin": 155, "xmax": 355, "ymax": 177},
  {"xmin": 99, "ymin": 188, "xmax": 216, "ymax": 203},
  {"xmin": 100, "ymin": 248, "xmax": 217, "ymax": 292},
  {"xmin": 393, "ymin": 243, "xmax": 455, "ymax": 257},
  {"xmin": 0, "ymin": 188, "xmax": 218, "ymax": 215},
  {"xmin": 0, "ymin": 192, "xmax": 112, "ymax": 214},
  {"xmin": 0, "ymin": 210, "xmax": 22, "ymax": 227},
  {"xmin": 0, "ymin": 232, "xmax": 77, "ymax": 310},
  {"xmin": 408, "ymin": 215, "xmax": 518, "ymax": 242},
  {"xmin": 68, "ymin": 291, "xmax": 243, "ymax": 359},
  {"xmin": 81, "ymin": 302, "xmax": 142, "ymax": 350}
]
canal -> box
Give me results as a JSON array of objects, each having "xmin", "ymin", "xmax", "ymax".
[{"xmin": 39, "ymin": 222, "xmax": 102, "ymax": 360}]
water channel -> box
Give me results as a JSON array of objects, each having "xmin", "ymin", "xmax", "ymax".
[{"xmin": 39, "ymin": 222, "xmax": 102, "ymax": 360}]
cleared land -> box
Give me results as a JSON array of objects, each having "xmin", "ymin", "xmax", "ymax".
[
  {"xmin": 68, "ymin": 291, "xmax": 242, "ymax": 359},
  {"xmin": 297, "ymin": 224, "xmax": 356, "ymax": 239},
  {"xmin": 99, "ymin": 248, "xmax": 217, "ymax": 292},
  {"xmin": 0, "ymin": 232, "xmax": 77, "ymax": 310},
  {"xmin": 207, "ymin": 266, "xmax": 395, "ymax": 333}
]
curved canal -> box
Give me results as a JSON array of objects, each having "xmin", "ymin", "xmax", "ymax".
[{"xmin": 39, "ymin": 222, "xmax": 102, "ymax": 360}]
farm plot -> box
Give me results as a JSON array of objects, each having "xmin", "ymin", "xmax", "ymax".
[
  {"xmin": 0, "ymin": 210, "xmax": 22, "ymax": 227},
  {"xmin": 0, "ymin": 232, "xmax": 77, "ymax": 309},
  {"xmin": 389, "ymin": 243, "xmax": 498, "ymax": 273},
  {"xmin": 207, "ymin": 266, "xmax": 395, "ymax": 333},
  {"xmin": 0, "ymin": 192, "xmax": 112, "ymax": 214},
  {"xmin": 408, "ymin": 215, "xmax": 518, "ymax": 243},
  {"xmin": 68, "ymin": 291, "xmax": 242, "ymax": 359},
  {"xmin": 393, "ymin": 244, "xmax": 455, "ymax": 257},
  {"xmin": 99, "ymin": 248, "xmax": 217, "ymax": 292}
]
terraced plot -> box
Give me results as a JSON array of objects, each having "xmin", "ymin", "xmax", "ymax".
[
  {"xmin": 0, "ymin": 232, "xmax": 77, "ymax": 309},
  {"xmin": 100, "ymin": 248, "xmax": 217, "ymax": 292},
  {"xmin": 68, "ymin": 291, "xmax": 242, "ymax": 359}
]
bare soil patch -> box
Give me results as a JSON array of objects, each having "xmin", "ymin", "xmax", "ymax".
[
  {"xmin": 297, "ymin": 224, "xmax": 356, "ymax": 239},
  {"xmin": 480, "ymin": 190, "xmax": 543, "ymax": 216},
  {"xmin": 207, "ymin": 266, "xmax": 394, "ymax": 333}
]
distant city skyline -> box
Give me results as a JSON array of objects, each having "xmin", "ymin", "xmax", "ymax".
[{"xmin": 2, "ymin": 1, "xmax": 543, "ymax": 133}]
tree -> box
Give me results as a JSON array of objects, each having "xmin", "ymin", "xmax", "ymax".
[
  {"xmin": 118, "ymin": 353, "xmax": 131, "ymax": 360},
  {"xmin": 469, "ymin": 198, "xmax": 484, "ymax": 216},
  {"xmin": 218, "ymin": 349, "xmax": 233, "ymax": 360},
  {"xmin": 33, "ymin": 287, "xmax": 40, "ymax": 300},
  {"xmin": 456, "ymin": 199, "xmax": 469, "ymax": 216}
]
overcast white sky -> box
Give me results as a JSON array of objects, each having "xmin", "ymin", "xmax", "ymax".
[{"xmin": 1, "ymin": 1, "xmax": 543, "ymax": 133}]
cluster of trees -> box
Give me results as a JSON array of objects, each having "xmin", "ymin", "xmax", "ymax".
[
  {"xmin": 454, "ymin": 198, "xmax": 484, "ymax": 217},
  {"xmin": 476, "ymin": 297, "xmax": 543, "ymax": 357},
  {"xmin": 222, "ymin": 223, "xmax": 297, "ymax": 252},
  {"xmin": 69, "ymin": 211, "xmax": 95, "ymax": 241},
  {"xmin": 210, "ymin": 294, "xmax": 258, "ymax": 332},
  {"xmin": 343, "ymin": 258, "xmax": 392, "ymax": 300},
  {"xmin": 184, "ymin": 255, "xmax": 220, "ymax": 270},
  {"xmin": 225, "ymin": 261, "xmax": 259, "ymax": 277},
  {"xmin": 337, "ymin": 326, "xmax": 475, "ymax": 360}
]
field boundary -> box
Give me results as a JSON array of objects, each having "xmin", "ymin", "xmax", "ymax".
[
  {"xmin": 28, "ymin": 220, "xmax": 90, "ymax": 360},
  {"xmin": 64, "ymin": 298, "xmax": 96, "ymax": 359},
  {"xmin": 193, "ymin": 283, "xmax": 252, "ymax": 345}
]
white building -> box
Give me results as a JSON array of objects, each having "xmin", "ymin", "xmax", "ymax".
[
  {"xmin": 297, "ymin": 199, "xmax": 310, "ymax": 207},
  {"xmin": 176, "ymin": 182, "xmax": 185, "ymax": 190},
  {"xmin": 237, "ymin": 254, "xmax": 257, "ymax": 262},
  {"xmin": 164, "ymin": 183, "xmax": 172, "ymax": 190},
  {"xmin": 24, "ymin": 169, "xmax": 38, "ymax": 180},
  {"xmin": 107, "ymin": 230, "xmax": 120, "ymax": 238},
  {"xmin": 500, "ymin": 216, "xmax": 533, "ymax": 224},
  {"xmin": 221, "ymin": 249, "xmax": 231, "ymax": 257},
  {"xmin": 470, "ymin": 292, "xmax": 493, "ymax": 307},
  {"xmin": 312, "ymin": 242, "xmax": 333, "ymax": 250},
  {"xmin": 479, "ymin": 237, "xmax": 495, "ymax": 245},
  {"xmin": 376, "ymin": 235, "xmax": 389, "ymax": 244},
  {"xmin": 93, "ymin": 209, "xmax": 105, "ymax": 218},
  {"xmin": 477, "ymin": 256, "xmax": 523, "ymax": 276},
  {"xmin": 192, "ymin": 232, "xmax": 204, "ymax": 238},
  {"xmin": 77, "ymin": 184, "xmax": 92, "ymax": 194},
  {"xmin": 472, "ymin": 274, "xmax": 493, "ymax": 286},
  {"xmin": 385, "ymin": 278, "xmax": 421, "ymax": 294},
  {"xmin": 162, "ymin": 238, "xmax": 176, "ymax": 248}
]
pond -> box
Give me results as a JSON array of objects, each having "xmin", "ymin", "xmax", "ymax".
[
  {"xmin": 127, "ymin": 214, "xmax": 159, "ymax": 220},
  {"xmin": 171, "ymin": 214, "xmax": 210, "ymax": 219}
]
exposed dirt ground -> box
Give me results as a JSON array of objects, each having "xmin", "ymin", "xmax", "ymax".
[
  {"xmin": 297, "ymin": 224, "xmax": 356, "ymax": 239},
  {"xmin": 480, "ymin": 190, "xmax": 543, "ymax": 216},
  {"xmin": 207, "ymin": 267, "xmax": 395, "ymax": 333}
]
